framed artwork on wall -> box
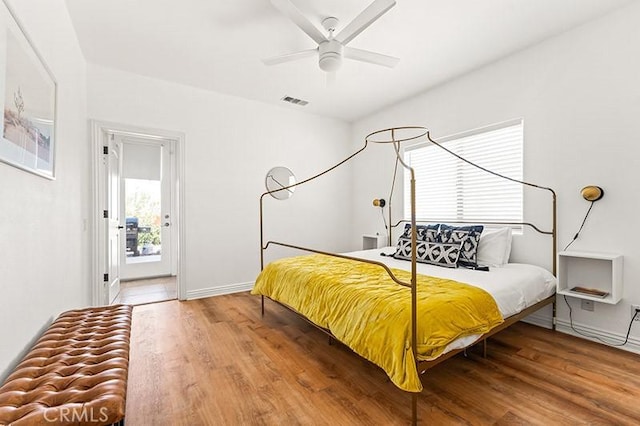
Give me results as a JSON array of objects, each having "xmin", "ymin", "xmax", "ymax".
[{"xmin": 0, "ymin": 0, "xmax": 57, "ymax": 180}]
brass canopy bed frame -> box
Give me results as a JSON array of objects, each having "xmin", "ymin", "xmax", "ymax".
[{"xmin": 257, "ymin": 126, "xmax": 557, "ymax": 425}]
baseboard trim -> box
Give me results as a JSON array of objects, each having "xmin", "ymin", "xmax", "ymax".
[
  {"xmin": 556, "ymin": 318, "xmax": 640, "ymax": 355},
  {"xmin": 186, "ymin": 281, "xmax": 254, "ymax": 300},
  {"xmin": 521, "ymin": 311, "xmax": 553, "ymax": 329}
]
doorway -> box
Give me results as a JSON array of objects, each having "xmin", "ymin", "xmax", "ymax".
[
  {"xmin": 92, "ymin": 121, "xmax": 185, "ymax": 306},
  {"xmin": 112, "ymin": 276, "xmax": 177, "ymax": 305},
  {"xmin": 120, "ymin": 135, "xmax": 174, "ymax": 280}
]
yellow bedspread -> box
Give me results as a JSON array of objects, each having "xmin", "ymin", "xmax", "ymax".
[{"xmin": 252, "ymin": 254, "xmax": 503, "ymax": 392}]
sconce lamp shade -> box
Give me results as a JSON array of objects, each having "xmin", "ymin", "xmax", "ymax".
[
  {"xmin": 581, "ymin": 186, "xmax": 604, "ymax": 202},
  {"xmin": 373, "ymin": 198, "xmax": 386, "ymax": 208}
]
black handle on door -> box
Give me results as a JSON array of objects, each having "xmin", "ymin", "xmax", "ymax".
[{"xmin": 118, "ymin": 225, "xmax": 124, "ymax": 229}]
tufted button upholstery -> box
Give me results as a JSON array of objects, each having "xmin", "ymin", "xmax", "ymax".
[{"xmin": 0, "ymin": 305, "xmax": 132, "ymax": 425}]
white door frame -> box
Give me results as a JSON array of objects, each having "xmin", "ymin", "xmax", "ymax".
[{"xmin": 91, "ymin": 120, "xmax": 186, "ymax": 305}]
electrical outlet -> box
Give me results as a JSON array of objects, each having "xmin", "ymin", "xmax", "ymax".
[
  {"xmin": 631, "ymin": 304, "xmax": 640, "ymax": 321},
  {"xmin": 581, "ymin": 300, "xmax": 594, "ymax": 312}
]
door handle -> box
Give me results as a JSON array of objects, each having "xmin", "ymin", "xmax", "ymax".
[
  {"xmin": 117, "ymin": 225, "xmax": 124, "ymax": 229},
  {"xmin": 164, "ymin": 223, "xmax": 170, "ymax": 227}
]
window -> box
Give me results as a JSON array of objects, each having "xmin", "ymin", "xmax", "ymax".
[{"xmin": 403, "ymin": 120, "xmax": 523, "ymax": 225}]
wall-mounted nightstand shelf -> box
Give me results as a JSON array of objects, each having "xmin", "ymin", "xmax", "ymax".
[
  {"xmin": 363, "ymin": 234, "xmax": 387, "ymax": 250},
  {"xmin": 557, "ymin": 251, "xmax": 623, "ymax": 304}
]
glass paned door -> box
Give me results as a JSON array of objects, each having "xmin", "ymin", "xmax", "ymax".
[
  {"xmin": 119, "ymin": 136, "xmax": 172, "ymax": 280},
  {"xmin": 125, "ymin": 179, "xmax": 162, "ymax": 263}
]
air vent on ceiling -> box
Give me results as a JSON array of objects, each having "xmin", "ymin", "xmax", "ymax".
[{"xmin": 281, "ymin": 96, "xmax": 309, "ymax": 106}]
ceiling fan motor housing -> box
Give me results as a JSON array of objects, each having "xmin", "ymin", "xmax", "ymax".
[
  {"xmin": 319, "ymin": 39, "xmax": 343, "ymax": 72},
  {"xmin": 264, "ymin": 0, "xmax": 399, "ymax": 72}
]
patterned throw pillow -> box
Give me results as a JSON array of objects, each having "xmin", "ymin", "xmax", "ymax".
[
  {"xmin": 394, "ymin": 224, "xmax": 462, "ymax": 267},
  {"xmin": 393, "ymin": 237, "xmax": 413, "ymax": 261},
  {"xmin": 393, "ymin": 224, "xmax": 439, "ymax": 261},
  {"xmin": 398, "ymin": 223, "xmax": 439, "ymax": 242},
  {"xmin": 438, "ymin": 224, "xmax": 484, "ymax": 268},
  {"xmin": 394, "ymin": 240, "xmax": 461, "ymax": 268},
  {"xmin": 420, "ymin": 241, "xmax": 462, "ymax": 267}
]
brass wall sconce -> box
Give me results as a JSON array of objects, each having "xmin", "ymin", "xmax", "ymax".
[
  {"xmin": 373, "ymin": 198, "xmax": 388, "ymax": 239},
  {"xmin": 372, "ymin": 198, "xmax": 386, "ymax": 208},
  {"xmin": 564, "ymin": 185, "xmax": 604, "ymax": 251},
  {"xmin": 581, "ymin": 185, "xmax": 604, "ymax": 202}
]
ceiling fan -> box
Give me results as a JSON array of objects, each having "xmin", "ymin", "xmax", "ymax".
[{"xmin": 263, "ymin": 0, "xmax": 399, "ymax": 73}]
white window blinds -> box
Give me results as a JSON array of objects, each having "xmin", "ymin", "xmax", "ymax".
[{"xmin": 403, "ymin": 120, "xmax": 523, "ymax": 224}]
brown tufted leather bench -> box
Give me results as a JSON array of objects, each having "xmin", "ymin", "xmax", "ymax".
[{"xmin": 0, "ymin": 305, "xmax": 132, "ymax": 426}]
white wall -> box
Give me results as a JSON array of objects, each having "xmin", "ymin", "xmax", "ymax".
[
  {"xmin": 0, "ymin": 0, "xmax": 88, "ymax": 379},
  {"xmin": 87, "ymin": 64, "xmax": 353, "ymax": 299},
  {"xmin": 351, "ymin": 2, "xmax": 640, "ymax": 347}
]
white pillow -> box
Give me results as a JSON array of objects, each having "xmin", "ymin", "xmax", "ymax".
[{"xmin": 477, "ymin": 227, "xmax": 513, "ymax": 267}]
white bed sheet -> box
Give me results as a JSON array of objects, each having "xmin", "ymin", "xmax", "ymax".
[{"xmin": 345, "ymin": 247, "xmax": 557, "ymax": 357}]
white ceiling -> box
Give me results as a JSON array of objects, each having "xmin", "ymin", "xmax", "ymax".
[{"xmin": 65, "ymin": 0, "xmax": 632, "ymax": 122}]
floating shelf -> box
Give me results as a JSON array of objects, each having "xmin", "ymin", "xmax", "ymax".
[{"xmin": 557, "ymin": 251, "xmax": 623, "ymax": 304}]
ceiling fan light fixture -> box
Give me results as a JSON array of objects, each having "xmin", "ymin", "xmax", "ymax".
[
  {"xmin": 319, "ymin": 54, "xmax": 342, "ymax": 72},
  {"xmin": 265, "ymin": 0, "xmax": 398, "ymax": 73},
  {"xmin": 319, "ymin": 40, "xmax": 343, "ymax": 72}
]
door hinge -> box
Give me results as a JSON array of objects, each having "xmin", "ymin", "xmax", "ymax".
[
  {"xmin": 103, "ymin": 210, "xmax": 109, "ymax": 218},
  {"xmin": 103, "ymin": 146, "xmax": 108, "ymax": 155},
  {"xmin": 103, "ymin": 273, "xmax": 109, "ymax": 282}
]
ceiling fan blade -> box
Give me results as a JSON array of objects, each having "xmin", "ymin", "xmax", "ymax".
[
  {"xmin": 344, "ymin": 47, "xmax": 399, "ymax": 68},
  {"xmin": 262, "ymin": 48, "xmax": 317, "ymax": 66},
  {"xmin": 335, "ymin": 0, "xmax": 396, "ymax": 45},
  {"xmin": 270, "ymin": 0, "xmax": 327, "ymax": 45}
]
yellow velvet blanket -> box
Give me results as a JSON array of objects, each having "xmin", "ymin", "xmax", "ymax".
[{"xmin": 252, "ymin": 254, "xmax": 503, "ymax": 392}]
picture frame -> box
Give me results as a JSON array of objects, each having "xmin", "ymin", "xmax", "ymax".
[{"xmin": 0, "ymin": 0, "xmax": 57, "ymax": 180}]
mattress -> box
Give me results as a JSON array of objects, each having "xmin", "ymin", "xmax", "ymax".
[
  {"xmin": 349, "ymin": 247, "xmax": 557, "ymax": 318},
  {"xmin": 346, "ymin": 247, "xmax": 557, "ymax": 353}
]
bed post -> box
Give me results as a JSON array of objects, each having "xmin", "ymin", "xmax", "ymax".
[
  {"xmin": 387, "ymin": 156, "xmax": 400, "ymax": 248},
  {"xmin": 552, "ymin": 190, "xmax": 557, "ymax": 330},
  {"xmin": 260, "ymin": 194, "xmax": 265, "ymax": 271},
  {"xmin": 389, "ymin": 201, "xmax": 393, "ymax": 247},
  {"xmin": 409, "ymin": 155, "xmax": 418, "ymax": 426},
  {"xmin": 552, "ymin": 191, "xmax": 557, "ymax": 276},
  {"xmin": 260, "ymin": 194, "xmax": 266, "ymax": 317},
  {"xmin": 392, "ymin": 130, "xmax": 419, "ymax": 425}
]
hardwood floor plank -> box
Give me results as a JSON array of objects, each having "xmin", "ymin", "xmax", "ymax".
[
  {"xmin": 125, "ymin": 293, "xmax": 640, "ymax": 425},
  {"xmin": 453, "ymin": 356, "xmax": 599, "ymax": 424},
  {"xmin": 482, "ymin": 351, "xmax": 638, "ymax": 424},
  {"xmin": 494, "ymin": 326, "xmax": 640, "ymax": 392}
]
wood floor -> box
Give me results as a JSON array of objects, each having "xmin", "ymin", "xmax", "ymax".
[
  {"xmin": 113, "ymin": 276, "xmax": 177, "ymax": 305},
  {"xmin": 127, "ymin": 293, "xmax": 640, "ymax": 425}
]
